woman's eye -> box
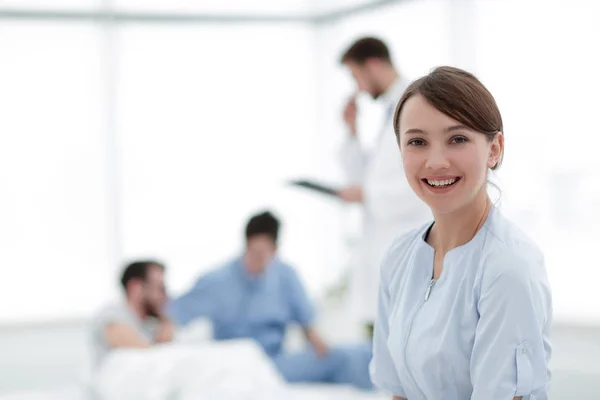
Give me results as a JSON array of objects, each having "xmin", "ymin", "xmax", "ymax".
[
  {"xmin": 407, "ymin": 139, "xmax": 425, "ymax": 146},
  {"xmin": 451, "ymin": 136, "xmax": 468, "ymax": 144}
]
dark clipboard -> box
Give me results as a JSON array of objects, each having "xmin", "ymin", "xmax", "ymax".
[{"xmin": 288, "ymin": 179, "xmax": 340, "ymax": 198}]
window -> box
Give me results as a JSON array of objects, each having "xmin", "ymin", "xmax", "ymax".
[{"xmin": 0, "ymin": 22, "xmax": 109, "ymax": 323}]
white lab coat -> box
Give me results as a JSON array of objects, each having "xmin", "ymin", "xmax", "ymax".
[{"xmin": 340, "ymin": 78, "xmax": 432, "ymax": 323}]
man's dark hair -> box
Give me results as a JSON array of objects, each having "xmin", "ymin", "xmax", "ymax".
[
  {"xmin": 120, "ymin": 260, "xmax": 165, "ymax": 292},
  {"xmin": 245, "ymin": 211, "xmax": 280, "ymax": 243},
  {"xmin": 340, "ymin": 37, "xmax": 392, "ymax": 65}
]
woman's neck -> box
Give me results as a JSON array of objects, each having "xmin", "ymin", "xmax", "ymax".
[{"xmin": 428, "ymin": 190, "xmax": 491, "ymax": 254}]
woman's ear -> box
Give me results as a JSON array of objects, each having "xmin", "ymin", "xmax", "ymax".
[{"xmin": 488, "ymin": 132, "xmax": 504, "ymax": 169}]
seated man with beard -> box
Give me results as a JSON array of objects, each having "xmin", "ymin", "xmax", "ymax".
[{"xmin": 90, "ymin": 260, "xmax": 174, "ymax": 366}]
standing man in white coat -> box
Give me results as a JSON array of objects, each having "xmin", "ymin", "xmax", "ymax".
[{"xmin": 336, "ymin": 37, "xmax": 431, "ymax": 336}]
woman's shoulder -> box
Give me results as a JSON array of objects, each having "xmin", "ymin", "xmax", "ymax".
[
  {"xmin": 388, "ymin": 222, "xmax": 431, "ymax": 254},
  {"xmin": 480, "ymin": 208, "xmax": 547, "ymax": 281},
  {"xmin": 380, "ymin": 222, "xmax": 431, "ymax": 277}
]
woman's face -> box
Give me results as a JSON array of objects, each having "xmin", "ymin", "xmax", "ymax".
[{"xmin": 398, "ymin": 94, "xmax": 503, "ymax": 215}]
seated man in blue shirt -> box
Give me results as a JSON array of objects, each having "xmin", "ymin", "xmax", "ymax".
[{"xmin": 168, "ymin": 210, "xmax": 373, "ymax": 390}]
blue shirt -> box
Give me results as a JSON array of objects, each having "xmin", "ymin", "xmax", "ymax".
[
  {"xmin": 168, "ymin": 257, "xmax": 315, "ymax": 357},
  {"xmin": 370, "ymin": 206, "xmax": 552, "ymax": 400}
]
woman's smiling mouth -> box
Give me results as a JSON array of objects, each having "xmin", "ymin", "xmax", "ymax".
[{"xmin": 421, "ymin": 176, "xmax": 462, "ymax": 192}]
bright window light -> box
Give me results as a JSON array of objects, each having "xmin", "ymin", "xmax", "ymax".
[{"xmin": 0, "ymin": 22, "xmax": 110, "ymax": 323}]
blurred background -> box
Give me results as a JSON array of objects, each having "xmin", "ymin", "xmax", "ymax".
[{"xmin": 1, "ymin": 0, "xmax": 599, "ymax": 396}]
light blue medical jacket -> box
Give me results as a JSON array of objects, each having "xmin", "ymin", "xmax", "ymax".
[
  {"xmin": 370, "ymin": 206, "xmax": 552, "ymax": 400},
  {"xmin": 167, "ymin": 257, "xmax": 315, "ymax": 357}
]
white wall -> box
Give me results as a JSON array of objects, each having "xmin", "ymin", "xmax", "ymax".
[{"xmin": 0, "ymin": 22, "xmax": 113, "ymax": 323}]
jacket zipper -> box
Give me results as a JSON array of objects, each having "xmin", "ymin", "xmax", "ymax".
[{"xmin": 425, "ymin": 279, "xmax": 436, "ymax": 301}]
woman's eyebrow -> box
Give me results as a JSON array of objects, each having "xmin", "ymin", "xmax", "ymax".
[
  {"xmin": 445, "ymin": 124, "xmax": 470, "ymax": 133},
  {"xmin": 404, "ymin": 128, "xmax": 426, "ymax": 135}
]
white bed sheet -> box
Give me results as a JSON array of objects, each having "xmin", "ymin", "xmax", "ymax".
[
  {"xmin": 0, "ymin": 385, "xmax": 388, "ymax": 400},
  {"xmin": 0, "ymin": 384, "xmax": 387, "ymax": 400},
  {"xmin": 288, "ymin": 384, "xmax": 388, "ymax": 400}
]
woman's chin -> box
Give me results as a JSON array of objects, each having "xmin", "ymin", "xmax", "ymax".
[
  {"xmin": 419, "ymin": 197, "xmax": 462, "ymax": 215},
  {"xmin": 424, "ymin": 195, "xmax": 485, "ymax": 217},
  {"xmin": 430, "ymin": 205, "xmax": 460, "ymax": 215}
]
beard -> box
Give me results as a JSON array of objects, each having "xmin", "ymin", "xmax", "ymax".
[
  {"xmin": 365, "ymin": 74, "xmax": 384, "ymax": 99},
  {"xmin": 143, "ymin": 299, "xmax": 161, "ymax": 318},
  {"xmin": 369, "ymin": 84, "xmax": 385, "ymax": 99}
]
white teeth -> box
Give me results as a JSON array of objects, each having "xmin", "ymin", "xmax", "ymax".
[{"xmin": 426, "ymin": 178, "xmax": 457, "ymax": 187}]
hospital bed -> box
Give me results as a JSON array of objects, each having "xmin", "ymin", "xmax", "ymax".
[{"xmin": 0, "ymin": 321, "xmax": 388, "ymax": 400}]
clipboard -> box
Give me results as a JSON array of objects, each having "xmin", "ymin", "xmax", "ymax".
[{"xmin": 288, "ymin": 179, "xmax": 340, "ymax": 198}]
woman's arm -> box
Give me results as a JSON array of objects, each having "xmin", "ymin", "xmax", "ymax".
[
  {"xmin": 470, "ymin": 249, "xmax": 552, "ymax": 399},
  {"xmin": 104, "ymin": 323, "xmax": 150, "ymax": 349}
]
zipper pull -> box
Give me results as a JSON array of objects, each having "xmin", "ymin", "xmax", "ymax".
[{"xmin": 425, "ymin": 279, "xmax": 436, "ymax": 301}]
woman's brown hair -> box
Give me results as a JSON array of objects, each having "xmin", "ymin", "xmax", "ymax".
[{"xmin": 393, "ymin": 66, "xmax": 504, "ymax": 169}]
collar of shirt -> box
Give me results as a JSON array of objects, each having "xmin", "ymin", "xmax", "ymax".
[{"xmin": 235, "ymin": 256, "xmax": 279, "ymax": 286}]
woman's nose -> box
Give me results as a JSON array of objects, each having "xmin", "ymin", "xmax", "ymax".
[{"xmin": 424, "ymin": 145, "xmax": 451, "ymax": 170}]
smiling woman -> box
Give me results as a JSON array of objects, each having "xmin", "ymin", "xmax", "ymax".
[
  {"xmin": 394, "ymin": 66, "xmax": 504, "ymax": 215},
  {"xmin": 370, "ymin": 66, "xmax": 552, "ymax": 400}
]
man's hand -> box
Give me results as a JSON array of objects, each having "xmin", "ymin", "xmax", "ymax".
[
  {"xmin": 304, "ymin": 327, "xmax": 329, "ymax": 357},
  {"xmin": 311, "ymin": 335, "xmax": 329, "ymax": 358},
  {"xmin": 343, "ymin": 95, "xmax": 358, "ymax": 136},
  {"xmin": 338, "ymin": 185, "xmax": 364, "ymax": 203},
  {"xmin": 155, "ymin": 319, "xmax": 175, "ymax": 344}
]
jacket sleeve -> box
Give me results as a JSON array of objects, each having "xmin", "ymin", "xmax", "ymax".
[
  {"xmin": 167, "ymin": 273, "xmax": 217, "ymax": 326},
  {"xmin": 284, "ymin": 266, "xmax": 316, "ymax": 327},
  {"xmin": 338, "ymin": 136, "xmax": 366, "ymax": 185},
  {"xmin": 470, "ymin": 248, "xmax": 553, "ymax": 400}
]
